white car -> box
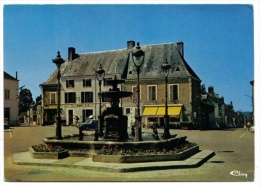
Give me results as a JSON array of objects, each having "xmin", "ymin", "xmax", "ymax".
[{"xmin": 77, "ymin": 119, "xmax": 98, "ymax": 130}]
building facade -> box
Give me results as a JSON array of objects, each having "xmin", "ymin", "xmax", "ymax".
[
  {"xmin": 122, "ymin": 41, "xmax": 202, "ymax": 128},
  {"xmin": 4, "ymin": 71, "xmax": 19, "ymax": 126},
  {"xmin": 40, "ymin": 41, "xmax": 202, "ymax": 128}
]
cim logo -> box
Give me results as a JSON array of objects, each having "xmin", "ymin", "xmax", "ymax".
[{"xmin": 230, "ymin": 170, "xmax": 248, "ymax": 178}]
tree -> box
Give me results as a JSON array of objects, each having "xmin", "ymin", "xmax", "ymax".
[
  {"xmin": 18, "ymin": 88, "xmax": 35, "ymax": 114},
  {"xmin": 36, "ymin": 95, "xmax": 42, "ymax": 104}
]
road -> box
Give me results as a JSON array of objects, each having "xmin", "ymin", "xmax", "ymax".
[{"xmin": 2, "ymin": 125, "xmax": 257, "ymax": 185}]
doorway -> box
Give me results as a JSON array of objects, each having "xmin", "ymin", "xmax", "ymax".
[{"xmin": 68, "ymin": 110, "xmax": 73, "ymax": 125}]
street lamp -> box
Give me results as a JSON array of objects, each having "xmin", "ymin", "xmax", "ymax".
[
  {"xmin": 96, "ymin": 64, "xmax": 105, "ymax": 137},
  {"xmin": 52, "ymin": 51, "xmax": 65, "ymax": 140},
  {"xmin": 161, "ymin": 58, "xmax": 171, "ymax": 139},
  {"xmin": 131, "ymin": 42, "xmax": 145, "ymax": 141}
]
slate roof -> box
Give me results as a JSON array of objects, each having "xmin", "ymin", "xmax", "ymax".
[
  {"xmin": 127, "ymin": 43, "xmax": 200, "ymax": 80},
  {"xmin": 4, "ymin": 71, "xmax": 18, "ymax": 81},
  {"xmin": 41, "ymin": 42, "xmax": 200, "ymax": 86}
]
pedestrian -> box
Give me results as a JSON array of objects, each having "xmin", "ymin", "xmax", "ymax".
[
  {"xmin": 76, "ymin": 115, "xmax": 79, "ymax": 124},
  {"xmin": 246, "ymin": 121, "xmax": 251, "ymax": 131}
]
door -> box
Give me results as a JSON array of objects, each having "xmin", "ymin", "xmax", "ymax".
[
  {"xmin": 68, "ymin": 110, "xmax": 73, "ymax": 125},
  {"xmin": 159, "ymin": 117, "xmax": 164, "ymax": 127}
]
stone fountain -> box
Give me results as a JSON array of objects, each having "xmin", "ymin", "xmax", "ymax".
[{"xmin": 102, "ymin": 75, "xmax": 132, "ymax": 141}]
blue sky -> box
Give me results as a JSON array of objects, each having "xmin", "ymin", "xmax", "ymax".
[{"xmin": 3, "ymin": 4, "xmax": 255, "ymax": 112}]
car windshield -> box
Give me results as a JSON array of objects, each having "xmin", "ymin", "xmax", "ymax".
[
  {"xmin": 84, "ymin": 119, "xmax": 91, "ymax": 123},
  {"xmin": 84, "ymin": 119, "xmax": 96, "ymax": 124}
]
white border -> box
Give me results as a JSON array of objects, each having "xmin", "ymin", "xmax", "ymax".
[{"xmin": 1, "ymin": 1, "xmax": 259, "ymax": 187}]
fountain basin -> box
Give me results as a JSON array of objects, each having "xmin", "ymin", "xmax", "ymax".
[
  {"xmin": 92, "ymin": 145, "xmax": 199, "ymax": 163},
  {"xmin": 43, "ymin": 133, "xmax": 191, "ymax": 158}
]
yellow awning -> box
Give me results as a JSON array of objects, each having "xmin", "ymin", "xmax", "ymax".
[
  {"xmin": 143, "ymin": 106, "xmax": 182, "ymax": 117},
  {"xmin": 142, "ymin": 107, "xmax": 158, "ymax": 116},
  {"xmin": 168, "ymin": 106, "xmax": 182, "ymax": 116},
  {"xmin": 156, "ymin": 106, "xmax": 182, "ymax": 116},
  {"xmin": 156, "ymin": 107, "xmax": 165, "ymax": 116}
]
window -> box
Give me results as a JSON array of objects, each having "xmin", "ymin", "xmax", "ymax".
[
  {"xmin": 132, "ymin": 86, "xmax": 137, "ymax": 102},
  {"xmin": 83, "ymin": 79, "xmax": 92, "ymax": 87},
  {"xmin": 132, "ymin": 86, "xmax": 141, "ymax": 102},
  {"xmin": 125, "ymin": 108, "xmax": 131, "ymax": 115},
  {"xmin": 169, "ymin": 84, "xmax": 179, "ymax": 101},
  {"xmin": 50, "ymin": 92, "xmax": 56, "ymax": 104},
  {"xmin": 4, "ymin": 89, "xmax": 10, "ymax": 100},
  {"xmin": 102, "ymin": 95, "xmax": 111, "ymax": 102},
  {"xmin": 147, "ymin": 85, "xmax": 157, "ymax": 101},
  {"xmin": 66, "ymin": 80, "xmax": 74, "ymax": 88},
  {"xmin": 81, "ymin": 92, "xmax": 93, "ymax": 103},
  {"xmin": 65, "ymin": 92, "xmax": 76, "ymax": 103},
  {"xmin": 103, "ymin": 77, "xmax": 112, "ymax": 86}
]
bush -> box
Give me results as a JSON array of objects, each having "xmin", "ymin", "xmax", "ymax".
[{"xmin": 32, "ymin": 144, "xmax": 66, "ymax": 152}]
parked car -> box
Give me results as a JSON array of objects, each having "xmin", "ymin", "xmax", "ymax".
[{"xmin": 76, "ymin": 119, "xmax": 98, "ymax": 130}]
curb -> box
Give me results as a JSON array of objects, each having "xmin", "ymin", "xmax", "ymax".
[{"xmin": 13, "ymin": 150, "xmax": 215, "ymax": 172}]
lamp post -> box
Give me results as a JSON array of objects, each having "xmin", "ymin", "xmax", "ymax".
[
  {"xmin": 52, "ymin": 51, "xmax": 65, "ymax": 140},
  {"xmin": 161, "ymin": 58, "xmax": 171, "ymax": 139},
  {"xmin": 96, "ymin": 64, "xmax": 105, "ymax": 137},
  {"xmin": 131, "ymin": 42, "xmax": 145, "ymax": 141}
]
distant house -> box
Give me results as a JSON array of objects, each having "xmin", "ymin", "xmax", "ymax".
[
  {"xmin": 4, "ymin": 71, "xmax": 19, "ymax": 126},
  {"xmin": 203, "ymin": 85, "xmax": 227, "ymax": 129},
  {"xmin": 199, "ymin": 85, "xmax": 215, "ymax": 129},
  {"xmin": 22, "ymin": 101, "xmax": 42, "ymax": 125},
  {"xmin": 226, "ymin": 101, "xmax": 235, "ymax": 126},
  {"xmin": 40, "ymin": 41, "xmax": 202, "ymax": 128}
]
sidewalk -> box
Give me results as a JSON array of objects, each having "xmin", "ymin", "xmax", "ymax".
[{"xmin": 13, "ymin": 150, "xmax": 215, "ymax": 172}]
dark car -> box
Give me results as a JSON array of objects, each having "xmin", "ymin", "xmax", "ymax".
[{"xmin": 77, "ymin": 119, "xmax": 98, "ymax": 130}]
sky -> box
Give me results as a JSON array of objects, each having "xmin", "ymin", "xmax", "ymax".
[{"xmin": 2, "ymin": 2, "xmax": 257, "ymax": 112}]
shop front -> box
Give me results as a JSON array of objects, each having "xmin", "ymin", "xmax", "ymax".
[{"xmin": 142, "ymin": 104, "xmax": 183, "ymax": 128}]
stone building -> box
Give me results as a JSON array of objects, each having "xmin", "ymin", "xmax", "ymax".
[
  {"xmin": 122, "ymin": 41, "xmax": 201, "ymax": 128},
  {"xmin": 4, "ymin": 71, "xmax": 19, "ymax": 126},
  {"xmin": 40, "ymin": 41, "xmax": 202, "ymax": 128}
]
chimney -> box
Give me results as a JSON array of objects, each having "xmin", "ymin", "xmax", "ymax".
[
  {"xmin": 177, "ymin": 40, "xmax": 184, "ymax": 57},
  {"xmin": 201, "ymin": 84, "xmax": 206, "ymax": 94},
  {"xmin": 208, "ymin": 86, "xmax": 214, "ymax": 94},
  {"xmin": 127, "ymin": 41, "xmax": 135, "ymax": 49},
  {"xmin": 68, "ymin": 47, "xmax": 76, "ymax": 62},
  {"xmin": 16, "ymin": 71, "xmax": 18, "ymax": 80}
]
